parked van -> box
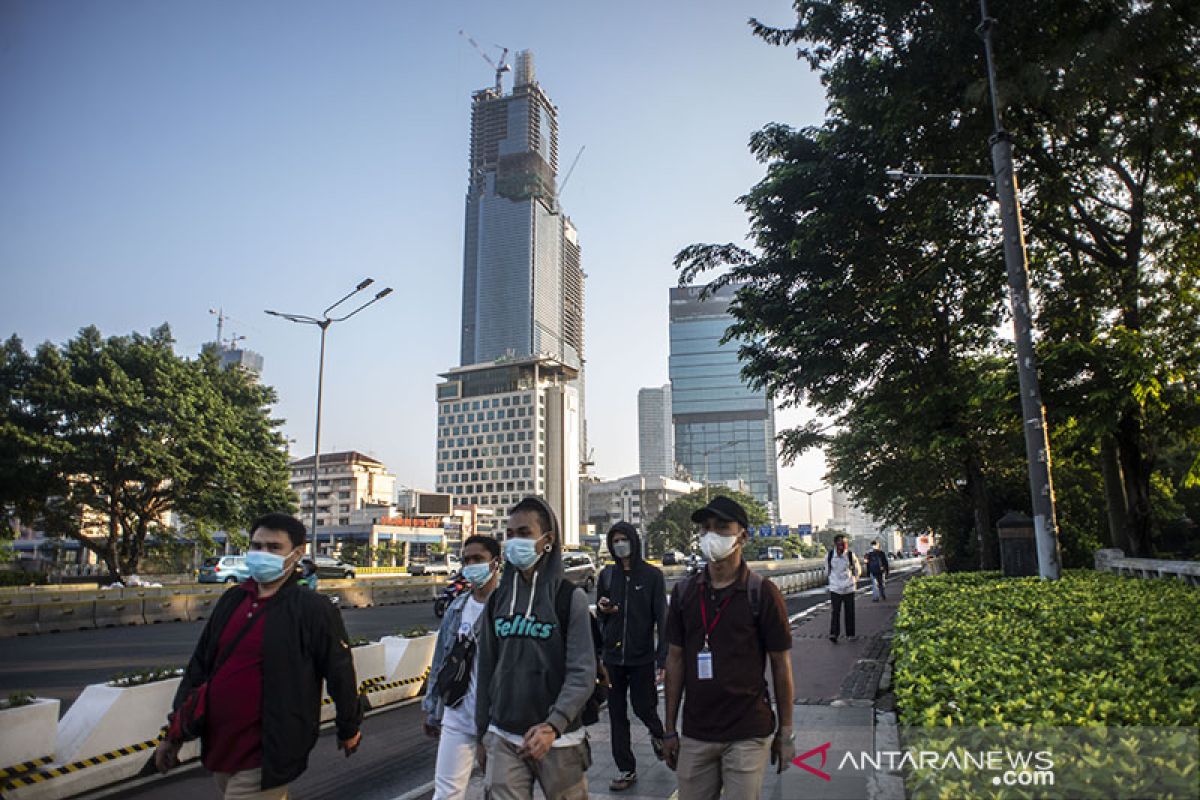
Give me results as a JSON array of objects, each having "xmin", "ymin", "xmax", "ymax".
[{"xmin": 198, "ymin": 555, "xmax": 249, "ymax": 583}]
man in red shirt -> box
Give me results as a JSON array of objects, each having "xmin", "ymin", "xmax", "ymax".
[
  {"xmin": 154, "ymin": 513, "xmax": 363, "ymax": 798},
  {"xmin": 661, "ymin": 496, "xmax": 796, "ymax": 800}
]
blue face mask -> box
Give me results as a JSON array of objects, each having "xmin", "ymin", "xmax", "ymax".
[
  {"xmin": 245, "ymin": 549, "xmax": 296, "ymax": 583},
  {"xmin": 504, "ymin": 536, "xmax": 544, "ymax": 570},
  {"xmin": 462, "ymin": 562, "xmax": 494, "ymax": 586}
]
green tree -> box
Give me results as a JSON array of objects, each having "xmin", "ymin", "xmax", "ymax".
[
  {"xmin": 645, "ymin": 487, "xmax": 769, "ymax": 556},
  {"xmin": 0, "ymin": 326, "xmax": 295, "ymax": 582},
  {"xmin": 679, "ymin": 0, "xmax": 1199, "ymax": 562}
]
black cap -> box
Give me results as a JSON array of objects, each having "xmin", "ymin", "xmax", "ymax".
[{"xmin": 690, "ymin": 495, "xmax": 749, "ymax": 530}]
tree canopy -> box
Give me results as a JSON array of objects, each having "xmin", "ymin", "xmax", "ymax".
[
  {"xmin": 678, "ymin": 0, "xmax": 1200, "ymax": 565},
  {"xmin": 645, "ymin": 487, "xmax": 770, "ymax": 556},
  {"xmin": 0, "ymin": 325, "xmax": 296, "ymax": 580}
]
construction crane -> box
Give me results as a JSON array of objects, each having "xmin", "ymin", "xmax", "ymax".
[
  {"xmin": 557, "ymin": 145, "xmax": 586, "ymax": 198},
  {"xmin": 459, "ymin": 29, "xmax": 510, "ymax": 94}
]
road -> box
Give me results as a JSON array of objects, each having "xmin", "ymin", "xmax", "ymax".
[{"xmin": 96, "ymin": 584, "xmax": 849, "ymax": 800}]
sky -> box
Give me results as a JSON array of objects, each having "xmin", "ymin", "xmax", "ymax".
[{"xmin": 0, "ymin": 0, "xmax": 836, "ymax": 527}]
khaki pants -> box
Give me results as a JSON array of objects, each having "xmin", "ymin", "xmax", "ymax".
[
  {"xmin": 676, "ymin": 735, "xmax": 772, "ymax": 800},
  {"xmin": 212, "ymin": 768, "xmax": 288, "ymax": 800},
  {"xmin": 482, "ymin": 731, "xmax": 590, "ymax": 800}
]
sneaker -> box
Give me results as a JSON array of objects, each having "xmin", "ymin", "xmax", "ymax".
[
  {"xmin": 610, "ymin": 771, "xmax": 638, "ymax": 791},
  {"xmin": 847, "ymin": 635, "xmax": 858, "ymax": 641},
  {"xmin": 829, "ymin": 635, "xmax": 839, "ymax": 643},
  {"xmin": 651, "ymin": 736, "xmax": 665, "ymax": 761}
]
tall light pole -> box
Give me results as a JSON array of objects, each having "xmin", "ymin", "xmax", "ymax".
[
  {"xmin": 789, "ymin": 485, "xmax": 829, "ymax": 532},
  {"xmin": 883, "ymin": 5, "xmax": 1062, "ymax": 580},
  {"xmin": 977, "ymin": 0, "xmax": 1061, "ymax": 579},
  {"xmin": 700, "ymin": 441, "xmax": 738, "ymax": 503},
  {"xmin": 266, "ymin": 278, "xmax": 393, "ymax": 556}
]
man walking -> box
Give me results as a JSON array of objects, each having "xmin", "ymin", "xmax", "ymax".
[
  {"xmin": 423, "ymin": 535, "xmax": 501, "ymax": 800},
  {"xmin": 475, "ymin": 497, "xmax": 596, "ymax": 800},
  {"xmin": 865, "ymin": 540, "xmax": 890, "ymax": 602},
  {"xmin": 827, "ymin": 533, "xmax": 861, "ymax": 642},
  {"xmin": 154, "ymin": 513, "xmax": 362, "ymax": 799},
  {"xmin": 661, "ymin": 496, "xmax": 796, "ymax": 800},
  {"xmin": 596, "ymin": 522, "xmax": 668, "ymax": 792}
]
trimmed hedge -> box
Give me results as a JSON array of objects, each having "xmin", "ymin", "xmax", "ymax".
[{"xmin": 893, "ymin": 571, "xmax": 1200, "ymax": 728}]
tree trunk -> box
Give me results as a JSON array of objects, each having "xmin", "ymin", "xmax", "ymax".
[
  {"xmin": 1099, "ymin": 436, "xmax": 1132, "ymax": 551},
  {"xmin": 965, "ymin": 455, "xmax": 998, "ymax": 570},
  {"xmin": 1115, "ymin": 411, "xmax": 1154, "ymax": 556}
]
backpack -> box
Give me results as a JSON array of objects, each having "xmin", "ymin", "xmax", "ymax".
[{"xmin": 555, "ymin": 579, "xmax": 608, "ymax": 726}]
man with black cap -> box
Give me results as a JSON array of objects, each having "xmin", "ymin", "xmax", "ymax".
[
  {"xmin": 596, "ymin": 521, "xmax": 668, "ymax": 792},
  {"xmin": 661, "ymin": 495, "xmax": 796, "ymax": 800}
]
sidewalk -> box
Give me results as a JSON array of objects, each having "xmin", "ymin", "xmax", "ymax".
[{"xmin": 443, "ymin": 571, "xmax": 913, "ymax": 800}]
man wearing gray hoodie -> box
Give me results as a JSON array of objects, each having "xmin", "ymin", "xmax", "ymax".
[{"xmin": 475, "ymin": 497, "xmax": 597, "ymax": 800}]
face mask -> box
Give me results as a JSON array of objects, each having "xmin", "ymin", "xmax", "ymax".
[
  {"xmin": 505, "ymin": 536, "xmax": 544, "ymax": 569},
  {"xmin": 700, "ymin": 532, "xmax": 740, "ymax": 563},
  {"xmin": 246, "ymin": 548, "xmax": 297, "ymax": 583},
  {"xmin": 613, "ymin": 540, "xmax": 632, "ymax": 559},
  {"xmin": 462, "ymin": 562, "xmax": 494, "ymax": 586}
]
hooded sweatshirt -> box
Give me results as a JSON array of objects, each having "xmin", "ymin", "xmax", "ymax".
[
  {"xmin": 598, "ymin": 522, "xmax": 668, "ymax": 669},
  {"xmin": 475, "ymin": 496, "xmax": 597, "ymax": 740}
]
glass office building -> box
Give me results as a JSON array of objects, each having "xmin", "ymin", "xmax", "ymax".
[{"xmin": 669, "ymin": 284, "xmax": 780, "ymax": 520}]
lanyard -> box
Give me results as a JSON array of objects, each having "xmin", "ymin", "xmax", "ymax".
[{"xmin": 698, "ymin": 578, "xmax": 733, "ymax": 649}]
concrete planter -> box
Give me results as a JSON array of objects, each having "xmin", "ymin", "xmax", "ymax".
[
  {"xmin": 381, "ymin": 633, "xmax": 437, "ymax": 689},
  {"xmin": 0, "ymin": 697, "xmax": 59, "ymax": 767},
  {"xmin": 351, "ymin": 642, "xmax": 387, "ymax": 684},
  {"xmin": 57, "ymin": 677, "xmax": 179, "ymax": 763}
]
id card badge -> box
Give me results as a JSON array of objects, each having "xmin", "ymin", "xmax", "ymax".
[{"xmin": 697, "ymin": 646, "xmax": 713, "ymax": 680}]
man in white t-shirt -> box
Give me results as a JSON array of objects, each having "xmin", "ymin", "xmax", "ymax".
[
  {"xmin": 422, "ymin": 535, "xmax": 501, "ymax": 800},
  {"xmin": 826, "ymin": 534, "xmax": 861, "ymax": 643}
]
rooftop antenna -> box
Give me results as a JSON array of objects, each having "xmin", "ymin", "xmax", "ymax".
[
  {"xmin": 459, "ymin": 29, "xmax": 510, "ymax": 94},
  {"xmin": 208, "ymin": 308, "xmax": 226, "ymax": 348}
]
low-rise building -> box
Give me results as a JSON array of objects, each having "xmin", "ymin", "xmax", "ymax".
[
  {"xmin": 583, "ymin": 474, "xmax": 704, "ymax": 536},
  {"xmin": 289, "ymin": 451, "xmax": 397, "ymax": 530}
]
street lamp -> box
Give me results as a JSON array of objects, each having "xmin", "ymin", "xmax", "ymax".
[
  {"xmin": 789, "ymin": 485, "xmax": 829, "ymax": 532},
  {"xmin": 885, "ymin": 1, "xmax": 1062, "ymax": 579},
  {"xmin": 700, "ymin": 441, "xmax": 738, "ymax": 503},
  {"xmin": 266, "ymin": 278, "xmax": 394, "ymax": 556}
]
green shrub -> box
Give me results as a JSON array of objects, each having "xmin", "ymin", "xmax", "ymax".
[
  {"xmin": 893, "ymin": 571, "xmax": 1200, "ymax": 728},
  {"xmin": 108, "ymin": 666, "xmax": 184, "ymax": 687},
  {"xmin": 396, "ymin": 625, "xmax": 430, "ymax": 639},
  {"xmin": 2, "ymin": 691, "xmax": 35, "ymax": 709}
]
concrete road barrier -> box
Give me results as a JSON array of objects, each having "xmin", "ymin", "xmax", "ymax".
[
  {"xmin": 141, "ymin": 593, "xmax": 189, "ymax": 625},
  {"xmin": 0, "ymin": 603, "xmax": 40, "ymax": 636},
  {"xmin": 370, "ymin": 585, "xmax": 407, "ymax": 606},
  {"xmin": 37, "ymin": 601, "xmax": 95, "ymax": 633},
  {"xmin": 92, "ymin": 598, "xmax": 144, "ymax": 629},
  {"xmin": 337, "ymin": 586, "xmax": 375, "ymax": 608},
  {"xmin": 185, "ymin": 592, "xmax": 223, "ymax": 621}
]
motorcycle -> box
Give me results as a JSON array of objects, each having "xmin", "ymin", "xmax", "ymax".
[{"xmin": 434, "ymin": 573, "xmax": 470, "ymax": 618}]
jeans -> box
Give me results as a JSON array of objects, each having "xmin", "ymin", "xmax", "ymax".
[
  {"xmin": 676, "ymin": 734, "xmax": 772, "ymax": 800},
  {"xmin": 870, "ymin": 572, "xmax": 887, "ymax": 600},
  {"xmin": 830, "ymin": 590, "xmax": 856, "ymax": 637},
  {"xmin": 607, "ymin": 661, "xmax": 665, "ymax": 773},
  {"xmin": 433, "ymin": 728, "xmax": 477, "ymax": 800}
]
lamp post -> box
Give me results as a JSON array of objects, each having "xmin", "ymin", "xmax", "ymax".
[
  {"xmin": 700, "ymin": 441, "xmax": 739, "ymax": 503},
  {"xmin": 885, "ymin": 1, "xmax": 1062, "ymax": 579},
  {"xmin": 266, "ymin": 279, "xmax": 393, "ymax": 556},
  {"xmin": 789, "ymin": 485, "xmax": 829, "ymax": 533}
]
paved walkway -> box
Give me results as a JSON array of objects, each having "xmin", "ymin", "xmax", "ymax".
[{"xmin": 427, "ymin": 569, "xmax": 914, "ymax": 800}]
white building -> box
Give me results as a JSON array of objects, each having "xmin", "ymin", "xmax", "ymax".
[
  {"xmin": 584, "ymin": 474, "xmax": 704, "ymax": 535},
  {"xmin": 435, "ymin": 355, "xmax": 581, "ymax": 547},
  {"xmin": 638, "ymin": 385, "xmax": 674, "ymax": 478},
  {"xmin": 828, "ymin": 484, "xmax": 900, "ymax": 553},
  {"xmin": 289, "ymin": 451, "xmax": 397, "ymax": 530}
]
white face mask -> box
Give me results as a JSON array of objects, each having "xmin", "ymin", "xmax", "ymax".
[
  {"xmin": 613, "ymin": 540, "xmax": 632, "ymax": 559},
  {"xmin": 700, "ymin": 532, "xmax": 740, "ymax": 563}
]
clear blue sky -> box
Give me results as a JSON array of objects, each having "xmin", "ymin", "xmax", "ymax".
[{"xmin": 0, "ymin": 0, "xmax": 835, "ymax": 526}]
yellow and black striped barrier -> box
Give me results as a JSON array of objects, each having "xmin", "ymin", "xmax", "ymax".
[
  {"xmin": 0, "ymin": 755, "xmax": 53, "ymax": 781},
  {"xmin": 1, "ymin": 737, "xmax": 159, "ymax": 792}
]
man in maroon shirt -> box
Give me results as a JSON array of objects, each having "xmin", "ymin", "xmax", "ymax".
[
  {"xmin": 154, "ymin": 513, "xmax": 363, "ymax": 798},
  {"xmin": 661, "ymin": 496, "xmax": 796, "ymax": 800}
]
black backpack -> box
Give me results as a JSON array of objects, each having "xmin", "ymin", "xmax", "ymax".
[
  {"xmin": 827, "ymin": 549, "xmax": 860, "ymax": 574},
  {"xmin": 555, "ymin": 579, "xmax": 608, "ymax": 726}
]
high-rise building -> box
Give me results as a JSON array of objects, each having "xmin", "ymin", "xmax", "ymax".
[
  {"xmin": 669, "ymin": 284, "xmax": 780, "ymax": 520},
  {"xmin": 442, "ymin": 50, "xmax": 585, "ymax": 535},
  {"xmin": 459, "ymin": 51, "xmax": 583, "ymax": 370},
  {"xmin": 638, "ymin": 385, "xmax": 674, "ymax": 477},
  {"xmin": 434, "ymin": 356, "xmax": 581, "ymax": 546}
]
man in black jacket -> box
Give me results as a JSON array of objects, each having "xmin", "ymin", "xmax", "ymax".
[
  {"xmin": 596, "ymin": 522, "xmax": 667, "ymax": 792},
  {"xmin": 154, "ymin": 513, "xmax": 363, "ymax": 798}
]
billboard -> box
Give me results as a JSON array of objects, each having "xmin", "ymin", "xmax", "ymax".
[{"xmin": 416, "ymin": 492, "xmax": 453, "ymax": 517}]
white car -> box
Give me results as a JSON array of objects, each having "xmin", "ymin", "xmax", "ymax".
[{"xmin": 410, "ymin": 553, "xmax": 462, "ymax": 576}]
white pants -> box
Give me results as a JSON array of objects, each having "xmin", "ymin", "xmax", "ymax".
[{"xmin": 433, "ymin": 728, "xmax": 478, "ymax": 800}]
